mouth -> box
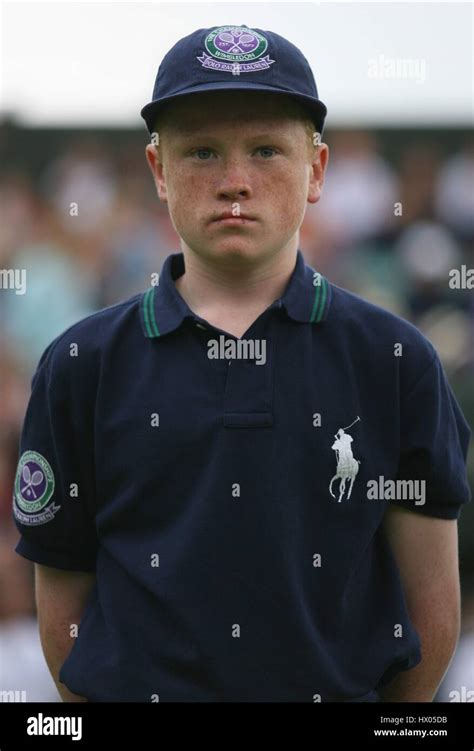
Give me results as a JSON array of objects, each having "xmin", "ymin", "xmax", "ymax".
[
  {"xmin": 210, "ymin": 212, "xmax": 258, "ymax": 227},
  {"xmin": 211, "ymin": 217, "xmax": 256, "ymax": 227}
]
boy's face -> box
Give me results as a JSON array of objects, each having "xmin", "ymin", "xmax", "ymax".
[{"xmin": 145, "ymin": 90, "xmax": 328, "ymax": 266}]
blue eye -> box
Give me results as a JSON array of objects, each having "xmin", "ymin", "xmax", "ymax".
[
  {"xmin": 189, "ymin": 146, "xmax": 278, "ymax": 160},
  {"xmin": 258, "ymin": 147, "xmax": 277, "ymax": 158},
  {"xmin": 194, "ymin": 149, "xmax": 213, "ymax": 160}
]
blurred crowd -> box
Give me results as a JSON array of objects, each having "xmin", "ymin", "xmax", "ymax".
[{"xmin": 0, "ymin": 123, "xmax": 472, "ymax": 701}]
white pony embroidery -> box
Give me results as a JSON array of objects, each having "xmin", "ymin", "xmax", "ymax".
[{"xmin": 329, "ymin": 417, "xmax": 361, "ymax": 502}]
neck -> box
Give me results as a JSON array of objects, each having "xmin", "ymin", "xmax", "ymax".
[{"xmin": 174, "ymin": 240, "xmax": 299, "ymax": 319}]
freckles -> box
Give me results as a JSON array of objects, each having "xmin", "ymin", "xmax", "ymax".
[
  {"xmin": 181, "ymin": 171, "xmax": 211, "ymax": 194},
  {"xmin": 266, "ymin": 172, "xmax": 301, "ymax": 200},
  {"xmin": 169, "ymin": 173, "xmax": 200, "ymax": 206}
]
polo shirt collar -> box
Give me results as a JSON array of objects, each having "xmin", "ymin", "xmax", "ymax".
[{"xmin": 140, "ymin": 250, "xmax": 332, "ymax": 339}]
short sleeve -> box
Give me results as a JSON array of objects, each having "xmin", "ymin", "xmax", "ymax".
[
  {"xmin": 394, "ymin": 353, "xmax": 472, "ymax": 519},
  {"xmin": 12, "ymin": 341, "xmax": 98, "ymax": 571}
]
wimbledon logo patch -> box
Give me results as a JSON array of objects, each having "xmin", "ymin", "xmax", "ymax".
[
  {"xmin": 197, "ymin": 26, "xmax": 275, "ymax": 75},
  {"xmin": 14, "ymin": 450, "xmax": 60, "ymax": 525}
]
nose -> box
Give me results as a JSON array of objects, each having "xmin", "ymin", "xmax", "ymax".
[{"xmin": 216, "ymin": 157, "xmax": 252, "ymax": 201}]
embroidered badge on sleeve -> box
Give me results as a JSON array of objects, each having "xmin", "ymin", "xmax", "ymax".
[{"xmin": 13, "ymin": 450, "xmax": 60, "ymax": 525}]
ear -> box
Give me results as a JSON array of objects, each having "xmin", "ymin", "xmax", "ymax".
[
  {"xmin": 145, "ymin": 143, "xmax": 168, "ymax": 203},
  {"xmin": 307, "ymin": 143, "xmax": 329, "ymax": 205}
]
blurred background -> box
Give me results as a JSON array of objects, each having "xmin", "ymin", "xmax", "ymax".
[{"xmin": 0, "ymin": 2, "xmax": 472, "ymax": 702}]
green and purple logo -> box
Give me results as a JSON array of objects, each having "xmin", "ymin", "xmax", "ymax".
[
  {"xmin": 197, "ymin": 26, "xmax": 275, "ymax": 75},
  {"xmin": 14, "ymin": 450, "xmax": 60, "ymax": 525}
]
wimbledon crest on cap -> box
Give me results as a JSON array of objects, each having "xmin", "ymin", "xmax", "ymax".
[{"xmin": 197, "ymin": 26, "xmax": 275, "ymax": 75}]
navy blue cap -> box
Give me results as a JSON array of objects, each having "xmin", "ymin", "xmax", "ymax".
[{"xmin": 141, "ymin": 24, "xmax": 327, "ymax": 136}]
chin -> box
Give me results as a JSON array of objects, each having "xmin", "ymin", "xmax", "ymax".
[{"xmin": 211, "ymin": 244, "xmax": 266, "ymax": 264}]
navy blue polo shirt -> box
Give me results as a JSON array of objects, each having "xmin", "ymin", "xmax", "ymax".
[{"xmin": 13, "ymin": 249, "xmax": 471, "ymax": 702}]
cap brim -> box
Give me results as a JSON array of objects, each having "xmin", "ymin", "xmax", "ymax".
[{"xmin": 141, "ymin": 81, "xmax": 327, "ymax": 135}]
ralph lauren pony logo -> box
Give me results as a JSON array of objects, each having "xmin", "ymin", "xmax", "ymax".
[{"xmin": 329, "ymin": 417, "xmax": 361, "ymax": 502}]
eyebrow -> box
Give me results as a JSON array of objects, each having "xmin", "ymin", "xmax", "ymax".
[{"xmin": 170, "ymin": 130, "xmax": 292, "ymax": 143}]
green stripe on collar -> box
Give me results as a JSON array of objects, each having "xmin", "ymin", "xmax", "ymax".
[
  {"xmin": 309, "ymin": 275, "xmax": 328, "ymax": 323},
  {"xmin": 143, "ymin": 287, "xmax": 160, "ymax": 338}
]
